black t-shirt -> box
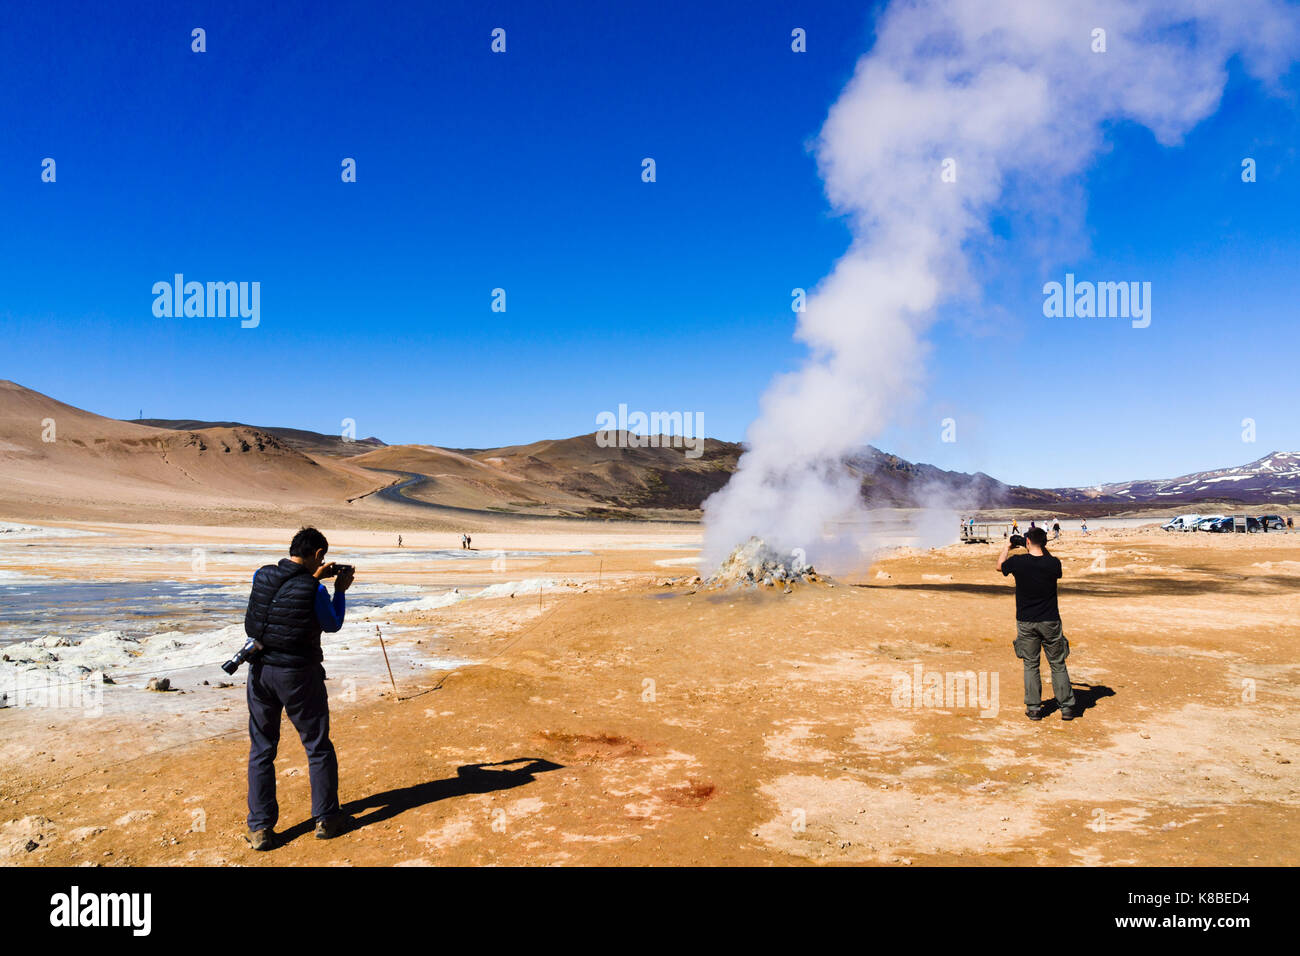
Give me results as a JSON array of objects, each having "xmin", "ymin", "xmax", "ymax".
[{"xmin": 1001, "ymin": 552, "xmax": 1062, "ymax": 622}]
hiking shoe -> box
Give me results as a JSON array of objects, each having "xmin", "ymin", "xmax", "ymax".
[
  {"xmin": 314, "ymin": 813, "xmax": 354, "ymax": 839},
  {"xmin": 1060, "ymin": 707, "xmax": 1080, "ymax": 721},
  {"xmin": 1026, "ymin": 707, "xmax": 1045, "ymax": 721},
  {"xmin": 245, "ymin": 828, "xmax": 275, "ymax": 851}
]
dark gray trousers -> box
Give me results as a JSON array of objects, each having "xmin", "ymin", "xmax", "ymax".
[
  {"xmin": 246, "ymin": 661, "xmax": 340, "ymax": 831},
  {"xmin": 1013, "ymin": 620, "xmax": 1077, "ymax": 711}
]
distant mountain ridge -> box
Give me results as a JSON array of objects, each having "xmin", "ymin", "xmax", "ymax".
[
  {"xmin": 105, "ymin": 405, "xmax": 1300, "ymax": 513},
  {"xmin": 846, "ymin": 447, "xmax": 1068, "ymax": 509},
  {"xmin": 2, "ymin": 381, "xmax": 1296, "ymax": 520},
  {"xmin": 1050, "ymin": 451, "xmax": 1300, "ymax": 507}
]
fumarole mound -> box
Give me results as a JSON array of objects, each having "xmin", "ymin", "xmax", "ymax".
[{"xmin": 706, "ymin": 536, "xmax": 820, "ymax": 590}]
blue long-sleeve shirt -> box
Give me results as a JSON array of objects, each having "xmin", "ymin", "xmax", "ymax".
[
  {"xmin": 250, "ymin": 573, "xmax": 345, "ymax": 632},
  {"xmin": 315, "ymin": 583, "xmax": 346, "ymax": 632}
]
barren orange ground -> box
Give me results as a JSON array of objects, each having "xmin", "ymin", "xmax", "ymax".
[{"xmin": 3, "ymin": 525, "xmax": 1297, "ymax": 866}]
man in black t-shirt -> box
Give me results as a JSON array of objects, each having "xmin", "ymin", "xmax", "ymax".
[{"xmin": 997, "ymin": 526, "xmax": 1078, "ymax": 721}]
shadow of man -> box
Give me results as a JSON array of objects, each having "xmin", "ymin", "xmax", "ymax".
[
  {"xmin": 1071, "ymin": 683, "xmax": 1114, "ymax": 714},
  {"xmin": 1038, "ymin": 683, "xmax": 1115, "ymax": 718},
  {"xmin": 278, "ymin": 757, "xmax": 563, "ymax": 843}
]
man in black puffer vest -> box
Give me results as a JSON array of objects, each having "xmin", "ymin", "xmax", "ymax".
[{"xmin": 242, "ymin": 527, "xmax": 354, "ymax": 850}]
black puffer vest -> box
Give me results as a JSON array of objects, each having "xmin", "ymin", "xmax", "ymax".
[{"xmin": 244, "ymin": 558, "xmax": 323, "ymax": 665}]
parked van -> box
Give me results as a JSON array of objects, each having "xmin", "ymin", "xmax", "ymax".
[{"xmin": 1162, "ymin": 514, "xmax": 1203, "ymax": 532}]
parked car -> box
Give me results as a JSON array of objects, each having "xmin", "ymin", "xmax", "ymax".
[
  {"xmin": 1162, "ymin": 514, "xmax": 1203, "ymax": 532},
  {"xmin": 1257, "ymin": 514, "xmax": 1286, "ymax": 531},
  {"xmin": 1204, "ymin": 516, "xmax": 1235, "ymax": 533},
  {"xmin": 1194, "ymin": 515, "xmax": 1226, "ymax": 531}
]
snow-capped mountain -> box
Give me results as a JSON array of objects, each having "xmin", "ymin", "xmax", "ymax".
[{"xmin": 1053, "ymin": 452, "xmax": 1300, "ymax": 505}]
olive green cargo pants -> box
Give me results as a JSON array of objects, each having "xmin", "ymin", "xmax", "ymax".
[{"xmin": 1014, "ymin": 620, "xmax": 1076, "ymax": 711}]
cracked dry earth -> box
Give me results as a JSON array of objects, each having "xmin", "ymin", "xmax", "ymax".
[{"xmin": 3, "ymin": 530, "xmax": 1297, "ymax": 866}]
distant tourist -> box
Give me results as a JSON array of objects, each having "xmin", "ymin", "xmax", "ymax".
[
  {"xmin": 461, "ymin": 534, "xmax": 468, "ymax": 550},
  {"xmin": 1051, "ymin": 518, "xmax": 1061, "ymax": 540},
  {"xmin": 397, "ymin": 535, "xmax": 403, "ymax": 548},
  {"xmin": 242, "ymin": 527, "xmax": 355, "ymax": 850},
  {"xmin": 997, "ymin": 526, "xmax": 1078, "ymax": 721},
  {"xmin": 1080, "ymin": 519, "xmax": 1090, "ymax": 536},
  {"xmin": 1289, "ymin": 517, "xmax": 1294, "ymax": 531},
  {"xmin": 466, "ymin": 534, "xmax": 472, "ymax": 550},
  {"xmin": 1011, "ymin": 518, "xmax": 1020, "ymax": 535}
]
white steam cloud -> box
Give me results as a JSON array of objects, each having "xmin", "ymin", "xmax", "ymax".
[{"xmin": 703, "ymin": 0, "xmax": 1299, "ymax": 571}]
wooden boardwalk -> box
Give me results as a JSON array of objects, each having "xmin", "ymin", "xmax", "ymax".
[{"xmin": 960, "ymin": 522, "xmax": 1011, "ymax": 543}]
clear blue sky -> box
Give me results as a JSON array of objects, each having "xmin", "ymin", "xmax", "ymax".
[{"xmin": 3, "ymin": 0, "xmax": 1298, "ymax": 488}]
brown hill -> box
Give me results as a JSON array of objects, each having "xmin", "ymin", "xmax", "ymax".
[
  {"xmin": 133, "ymin": 418, "xmax": 385, "ymax": 457},
  {"xmin": 345, "ymin": 434, "xmax": 741, "ymax": 518},
  {"xmin": 346, "ymin": 444, "xmax": 590, "ymax": 513},
  {"xmin": 467, "ymin": 433, "xmax": 742, "ymax": 514},
  {"xmin": 0, "ymin": 380, "xmax": 377, "ymax": 520}
]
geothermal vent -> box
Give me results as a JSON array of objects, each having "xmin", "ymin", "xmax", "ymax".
[{"xmin": 706, "ymin": 536, "xmax": 820, "ymax": 591}]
